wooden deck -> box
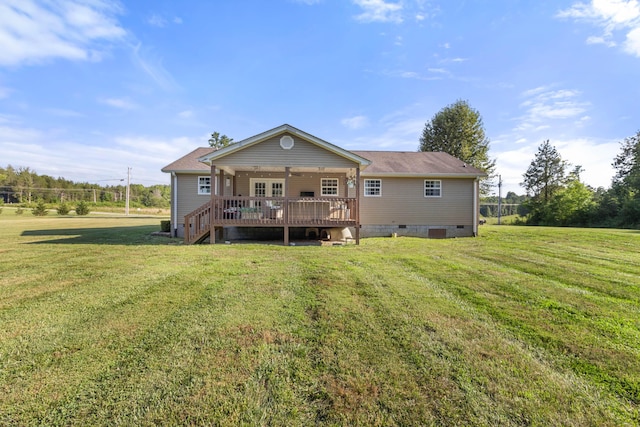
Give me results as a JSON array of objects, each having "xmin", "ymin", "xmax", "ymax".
[{"xmin": 185, "ymin": 196, "xmax": 358, "ymax": 244}]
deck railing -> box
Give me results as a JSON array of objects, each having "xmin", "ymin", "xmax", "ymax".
[
  {"xmin": 212, "ymin": 196, "xmax": 356, "ymax": 225},
  {"xmin": 184, "ymin": 201, "xmax": 212, "ymax": 244},
  {"xmin": 185, "ymin": 196, "xmax": 357, "ymax": 244}
]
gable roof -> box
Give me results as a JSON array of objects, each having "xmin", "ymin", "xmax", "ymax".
[
  {"xmin": 161, "ymin": 129, "xmax": 487, "ymax": 179},
  {"xmin": 161, "ymin": 147, "xmax": 215, "ymax": 173},
  {"xmin": 197, "ymin": 124, "xmax": 371, "ymax": 168},
  {"xmin": 352, "ymin": 151, "xmax": 487, "ymax": 178}
]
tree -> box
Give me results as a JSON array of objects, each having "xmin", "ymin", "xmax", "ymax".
[
  {"xmin": 612, "ymin": 130, "xmax": 640, "ymax": 193},
  {"xmin": 57, "ymin": 202, "xmax": 70, "ymax": 215},
  {"xmin": 32, "ymin": 200, "xmax": 48, "ymax": 216},
  {"xmin": 208, "ymin": 132, "xmax": 234, "ymax": 149},
  {"xmin": 521, "ymin": 140, "xmax": 568, "ymax": 203},
  {"xmin": 419, "ymin": 100, "xmax": 496, "ymax": 192},
  {"xmin": 547, "ymin": 176, "xmax": 595, "ymax": 226},
  {"xmin": 75, "ymin": 201, "xmax": 90, "ymax": 216}
]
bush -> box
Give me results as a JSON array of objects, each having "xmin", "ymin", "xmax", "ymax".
[
  {"xmin": 32, "ymin": 200, "xmax": 49, "ymax": 216},
  {"xmin": 75, "ymin": 201, "xmax": 90, "ymax": 216},
  {"xmin": 15, "ymin": 207, "xmax": 24, "ymax": 215},
  {"xmin": 160, "ymin": 220, "xmax": 171, "ymax": 232},
  {"xmin": 57, "ymin": 202, "xmax": 71, "ymax": 216}
]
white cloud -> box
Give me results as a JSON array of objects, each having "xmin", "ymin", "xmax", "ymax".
[
  {"xmin": 148, "ymin": 14, "xmax": 167, "ymax": 27},
  {"xmin": 514, "ymin": 87, "xmax": 590, "ymax": 132},
  {"xmin": 100, "ymin": 97, "xmax": 138, "ymax": 110},
  {"xmin": 44, "ymin": 108, "xmax": 85, "ymax": 117},
  {"xmin": 130, "ymin": 43, "xmax": 177, "ymax": 91},
  {"xmin": 557, "ymin": 0, "xmax": 640, "ymax": 57},
  {"xmin": 624, "ymin": 26, "xmax": 640, "ymax": 54},
  {"xmin": 173, "ymin": 17, "xmax": 183, "ymax": 24},
  {"xmin": 341, "ymin": 115, "xmax": 370, "ymax": 130},
  {"xmin": 353, "ymin": 0, "xmax": 403, "ymax": 24},
  {"xmin": 0, "ymin": 0, "xmax": 126, "ymax": 67},
  {"xmin": 178, "ymin": 110, "xmax": 193, "ymax": 118},
  {"xmin": 0, "ymin": 123, "xmax": 202, "ymax": 184}
]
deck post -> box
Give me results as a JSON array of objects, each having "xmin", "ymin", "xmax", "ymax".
[
  {"xmin": 284, "ymin": 167, "xmax": 290, "ymax": 246},
  {"xmin": 355, "ymin": 167, "xmax": 360, "ymax": 245}
]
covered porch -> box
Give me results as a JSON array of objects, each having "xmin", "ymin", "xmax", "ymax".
[{"xmin": 184, "ymin": 165, "xmax": 362, "ymax": 245}]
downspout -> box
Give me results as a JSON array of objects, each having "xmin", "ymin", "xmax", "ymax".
[
  {"xmin": 171, "ymin": 172, "xmax": 178, "ymax": 237},
  {"xmin": 473, "ymin": 178, "xmax": 479, "ymax": 237}
]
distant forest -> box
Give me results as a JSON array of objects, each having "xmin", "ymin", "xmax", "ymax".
[{"xmin": 0, "ymin": 165, "xmax": 169, "ymax": 208}]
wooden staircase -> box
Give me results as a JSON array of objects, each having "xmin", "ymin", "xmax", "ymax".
[{"xmin": 184, "ymin": 201, "xmax": 212, "ymax": 244}]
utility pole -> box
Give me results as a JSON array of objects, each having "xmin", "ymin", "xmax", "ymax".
[
  {"xmin": 125, "ymin": 167, "xmax": 131, "ymax": 216},
  {"xmin": 497, "ymin": 175, "xmax": 502, "ymax": 225}
]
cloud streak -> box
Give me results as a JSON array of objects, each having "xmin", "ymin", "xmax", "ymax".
[
  {"xmin": 0, "ymin": 0, "xmax": 126, "ymax": 67},
  {"xmin": 557, "ymin": 0, "xmax": 640, "ymax": 56},
  {"xmin": 353, "ymin": 0, "xmax": 403, "ymax": 24}
]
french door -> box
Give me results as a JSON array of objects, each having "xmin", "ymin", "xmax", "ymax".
[{"xmin": 249, "ymin": 179, "xmax": 285, "ymax": 208}]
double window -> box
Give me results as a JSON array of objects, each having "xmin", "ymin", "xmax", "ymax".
[
  {"xmin": 364, "ymin": 179, "xmax": 382, "ymax": 197},
  {"xmin": 321, "ymin": 178, "xmax": 339, "ymax": 196},
  {"xmin": 424, "ymin": 180, "xmax": 442, "ymax": 197}
]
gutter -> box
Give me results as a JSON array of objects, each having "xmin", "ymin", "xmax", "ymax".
[
  {"xmin": 171, "ymin": 172, "xmax": 178, "ymax": 237},
  {"xmin": 473, "ymin": 178, "xmax": 479, "ymax": 237}
]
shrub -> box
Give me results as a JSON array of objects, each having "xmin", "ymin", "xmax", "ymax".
[
  {"xmin": 15, "ymin": 207, "xmax": 24, "ymax": 215},
  {"xmin": 57, "ymin": 202, "xmax": 71, "ymax": 216},
  {"xmin": 160, "ymin": 220, "xmax": 171, "ymax": 232},
  {"xmin": 32, "ymin": 200, "xmax": 49, "ymax": 216},
  {"xmin": 75, "ymin": 201, "xmax": 90, "ymax": 216}
]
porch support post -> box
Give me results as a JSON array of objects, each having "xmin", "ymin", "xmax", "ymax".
[
  {"xmin": 210, "ymin": 164, "xmax": 216, "ymax": 244},
  {"xmin": 284, "ymin": 166, "xmax": 290, "ymax": 246},
  {"xmin": 355, "ymin": 167, "xmax": 360, "ymax": 245}
]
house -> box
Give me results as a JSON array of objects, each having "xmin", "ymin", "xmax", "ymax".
[{"xmin": 161, "ymin": 124, "xmax": 486, "ymax": 245}]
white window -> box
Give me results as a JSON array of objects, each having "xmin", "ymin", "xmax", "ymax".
[
  {"xmin": 364, "ymin": 179, "xmax": 382, "ymax": 197},
  {"xmin": 198, "ymin": 176, "xmax": 211, "ymax": 195},
  {"xmin": 321, "ymin": 178, "xmax": 339, "ymax": 196},
  {"xmin": 424, "ymin": 180, "xmax": 442, "ymax": 197}
]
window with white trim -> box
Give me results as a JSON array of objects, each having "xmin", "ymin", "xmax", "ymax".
[
  {"xmin": 321, "ymin": 178, "xmax": 339, "ymax": 196},
  {"xmin": 364, "ymin": 179, "xmax": 382, "ymax": 197},
  {"xmin": 424, "ymin": 180, "xmax": 442, "ymax": 197},
  {"xmin": 198, "ymin": 176, "xmax": 211, "ymax": 195}
]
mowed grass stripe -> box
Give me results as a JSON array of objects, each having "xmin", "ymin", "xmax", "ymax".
[{"xmin": 388, "ymin": 232, "xmax": 640, "ymax": 407}]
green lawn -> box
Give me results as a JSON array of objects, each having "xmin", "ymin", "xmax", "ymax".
[{"xmin": 1, "ymin": 215, "xmax": 639, "ymax": 426}]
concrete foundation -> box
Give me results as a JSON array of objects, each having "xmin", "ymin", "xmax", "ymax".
[{"xmin": 359, "ymin": 224, "xmax": 473, "ymax": 239}]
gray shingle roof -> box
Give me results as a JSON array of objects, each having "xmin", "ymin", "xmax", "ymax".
[
  {"xmin": 352, "ymin": 151, "xmax": 486, "ymax": 177},
  {"xmin": 161, "ymin": 147, "xmax": 215, "ymax": 173},
  {"xmin": 161, "ymin": 146, "xmax": 486, "ymax": 177}
]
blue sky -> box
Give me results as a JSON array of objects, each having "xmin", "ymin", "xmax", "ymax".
[{"xmin": 1, "ymin": 0, "xmax": 639, "ymax": 194}]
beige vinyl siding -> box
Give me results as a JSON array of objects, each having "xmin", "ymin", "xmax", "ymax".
[
  {"xmin": 217, "ymin": 133, "xmax": 357, "ymax": 169},
  {"xmin": 359, "ymin": 177, "xmax": 474, "ymax": 225},
  {"xmin": 175, "ymin": 173, "xmax": 215, "ymax": 225},
  {"xmin": 235, "ymin": 172, "xmax": 347, "ymax": 197}
]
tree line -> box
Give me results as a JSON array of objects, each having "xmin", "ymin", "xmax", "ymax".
[
  {"xmin": 520, "ymin": 135, "xmax": 640, "ymax": 228},
  {"xmin": 419, "ymin": 100, "xmax": 640, "ymax": 229},
  {"xmin": 0, "ymin": 165, "xmax": 170, "ymax": 208}
]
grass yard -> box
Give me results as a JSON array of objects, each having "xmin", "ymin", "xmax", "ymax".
[{"xmin": 1, "ymin": 215, "xmax": 639, "ymax": 426}]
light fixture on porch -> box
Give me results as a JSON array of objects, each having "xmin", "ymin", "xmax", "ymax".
[{"xmin": 346, "ymin": 173, "xmax": 357, "ymax": 188}]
